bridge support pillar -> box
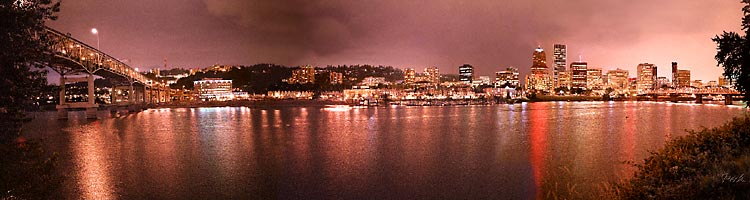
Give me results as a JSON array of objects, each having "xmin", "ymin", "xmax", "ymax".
[
  {"xmin": 695, "ymin": 94, "xmax": 703, "ymax": 104},
  {"xmin": 57, "ymin": 75, "xmax": 67, "ymax": 120},
  {"xmin": 725, "ymin": 95, "xmax": 733, "ymax": 105},
  {"xmin": 86, "ymin": 74, "xmax": 97, "ymax": 119}
]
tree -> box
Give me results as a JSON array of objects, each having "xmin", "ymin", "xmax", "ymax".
[
  {"xmin": 1, "ymin": 0, "xmax": 60, "ymax": 143},
  {"xmin": 0, "ymin": 1, "xmax": 63, "ymax": 199},
  {"xmin": 713, "ymin": 0, "xmax": 750, "ymax": 103}
]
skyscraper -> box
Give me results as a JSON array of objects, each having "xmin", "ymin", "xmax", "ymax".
[
  {"xmin": 636, "ymin": 63, "xmax": 657, "ymax": 92},
  {"xmin": 531, "ymin": 47, "xmax": 548, "ymax": 76},
  {"xmin": 527, "ymin": 47, "xmax": 553, "ymax": 91},
  {"xmin": 553, "ymin": 44, "xmax": 567, "ymax": 86},
  {"xmin": 459, "ymin": 64, "xmax": 474, "ymax": 84},
  {"xmin": 671, "ymin": 62, "xmax": 678, "ymax": 87},
  {"xmin": 570, "ymin": 62, "xmax": 588, "ymax": 89}
]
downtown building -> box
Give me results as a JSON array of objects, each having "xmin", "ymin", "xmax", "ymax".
[
  {"xmin": 676, "ymin": 69, "xmax": 691, "ymax": 88},
  {"xmin": 557, "ymin": 71, "xmax": 572, "ymax": 89},
  {"xmin": 586, "ymin": 68, "xmax": 604, "ymax": 90},
  {"xmin": 636, "ymin": 63, "xmax": 657, "ymax": 92},
  {"xmin": 495, "ymin": 67, "xmax": 519, "ymax": 88},
  {"xmin": 570, "ymin": 62, "xmax": 588, "ymax": 90},
  {"xmin": 459, "ymin": 64, "xmax": 474, "ymax": 84},
  {"xmin": 606, "ymin": 68, "xmax": 630, "ymax": 91},
  {"xmin": 553, "ymin": 44, "xmax": 567, "ymax": 87},
  {"xmin": 526, "ymin": 47, "xmax": 553, "ymax": 91}
]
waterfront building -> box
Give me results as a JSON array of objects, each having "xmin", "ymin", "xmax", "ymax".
[
  {"xmin": 362, "ymin": 76, "xmax": 387, "ymax": 86},
  {"xmin": 656, "ymin": 77, "xmax": 669, "ymax": 88},
  {"xmin": 607, "ymin": 68, "xmax": 630, "ymax": 91},
  {"xmin": 495, "ymin": 67, "xmax": 520, "ymax": 88},
  {"xmin": 676, "ymin": 70, "xmax": 691, "ymax": 88},
  {"xmin": 194, "ymin": 78, "xmax": 233, "ymax": 101},
  {"xmin": 692, "ymin": 80, "xmax": 703, "ymax": 88},
  {"xmin": 586, "ymin": 68, "xmax": 603, "ymax": 90},
  {"xmin": 267, "ymin": 91, "xmax": 314, "ymax": 99},
  {"xmin": 557, "ymin": 71, "xmax": 572, "ymax": 89},
  {"xmin": 404, "ymin": 68, "xmax": 416, "ymax": 84},
  {"xmin": 288, "ymin": 65, "xmax": 315, "ymax": 84},
  {"xmin": 719, "ymin": 76, "xmax": 730, "ymax": 87},
  {"xmin": 170, "ymin": 88, "xmax": 194, "ymax": 101},
  {"xmin": 329, "ymin": 72, "xmax": 343, "ymax": 85},
  {"xmin": 424, "ymin": 66, "xmax": 440, "ymax": 84},
  {"xmin": 707, "ymin": 80, "xmax": 719, "ymax": 87},
  {"xmin": 459, "ymin": 64, "xmax": 474, "ymax": 84},
  {"xmin": 636, "ymin": 63, "xmax": 657, "ymax": 92},
  {"xmin": 553, "ymin": 44, "xmax": 567, "ymax": 87},
  {"xmin": 570, "ymin": 62, "xmax": 588, "ymax": 90}
]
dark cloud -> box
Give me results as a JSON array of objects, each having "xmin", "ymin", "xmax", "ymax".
[{"xmin": 48, "ymin": 0, "xmax": 743, "ymax": 82}]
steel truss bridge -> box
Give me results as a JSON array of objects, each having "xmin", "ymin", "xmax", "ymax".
[
  {"xmin": 638, "ymin": 87, "xmax": 743, "ymax": 105},
  {"xmin": 45, "ymin": 27, "xmax": 170, "ymax": 119}
]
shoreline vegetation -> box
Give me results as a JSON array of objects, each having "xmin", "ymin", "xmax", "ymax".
[{"xmin": 611, "ymin": 116, "xmax": 750, "ymax": 199}]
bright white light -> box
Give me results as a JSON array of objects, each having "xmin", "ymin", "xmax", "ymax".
[{"xmin": 91, "ymin": 28, "xmax": 98, "ymax": 34}]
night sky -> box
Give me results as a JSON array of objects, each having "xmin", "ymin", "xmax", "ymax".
[{"xmin": 48, "ymin": 0, "xmax": 744, "ymax": 82}]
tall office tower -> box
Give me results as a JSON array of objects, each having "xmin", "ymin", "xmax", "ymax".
[
  {"xmin": 527, "ymin": 47, "xmax": 553, "ymax": 91},
  {"xmin": 636, "ymin": 63, "xmax": 657, "ymax": 92},
  {"xmin": 531, "ymin": 47, "xmax": 548, "ymax": 76},
  {"xmin": 671, "ymin": 62, "xmax": 678, "ymax": 87},
  {"xmin": 570, "ymin": 62, "xmax": 588, "ymax": 89},
  {"xmin": 553, "ymin": 44, "xmax": 567, "ymax": 86},
  {"xmin": 459, "ymin": 64, "xmax": 474, "ymax": 84}
]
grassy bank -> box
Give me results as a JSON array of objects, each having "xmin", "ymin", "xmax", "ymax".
[{"xmin": 612, "ymin": 116, "xmax": 750, "ymax": 199}]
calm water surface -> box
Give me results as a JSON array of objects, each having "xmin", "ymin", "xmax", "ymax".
[{"xmin": 23, "ymin": 102, "xmax": 749, "ymax": 199}]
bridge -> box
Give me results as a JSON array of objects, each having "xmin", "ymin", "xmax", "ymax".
[
  {"xmin": 638, "ymin": 87, "xmax": 743, "ymax": 105},
  {"xmin": 45, "ymin": 27, "xmax": 171, "ymax": 119}
]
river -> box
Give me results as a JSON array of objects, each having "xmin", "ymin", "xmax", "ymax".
[{"xmin": 22, "ymin": 102, "xmax": 748, "ymax": 199}]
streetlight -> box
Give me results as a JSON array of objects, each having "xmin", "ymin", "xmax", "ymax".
[{"xmin": 91, "ymin": 28, "xmax": 99, "ymax": 49}]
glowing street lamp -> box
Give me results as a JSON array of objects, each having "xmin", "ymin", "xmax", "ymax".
[{"xmin": 91, "ymin": 28, "xmax": 99, "ymax": 49}]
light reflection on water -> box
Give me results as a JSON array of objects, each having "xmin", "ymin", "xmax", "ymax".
[{"xmin": 22, "ymin": 102, "xmax": 748, "ymax": 199}]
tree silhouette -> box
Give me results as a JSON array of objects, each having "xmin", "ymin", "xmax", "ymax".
[{"xmin": 713, "ymin": 0, "xmax": 750, "ymax": 103}]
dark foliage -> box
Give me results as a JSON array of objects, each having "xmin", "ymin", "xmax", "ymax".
[
  {"xmin": 614, "ymin": 117, "xmax": 750, "ymax": 199},
  {"xmin": 713, "ymin": 0, "xmax": 750, "ymax": 103}
]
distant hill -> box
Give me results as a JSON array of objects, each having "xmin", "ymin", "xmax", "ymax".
[{"xmin": 170, "ymin": 64, "xmax": 405, "ymax": 94}]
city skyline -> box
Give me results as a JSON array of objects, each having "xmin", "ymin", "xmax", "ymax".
[{"xmin": 47, "ymin": 0, "xmax": 744, "ymax": 83}]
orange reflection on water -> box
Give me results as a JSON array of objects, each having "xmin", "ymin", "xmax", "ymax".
[
  {"xmin": 528, "ymin": 103, "xmax": 548, "ymax": 199},
  {"xmin": 70, "ymin": 120, "xmax": 116, "ymax": 200}
]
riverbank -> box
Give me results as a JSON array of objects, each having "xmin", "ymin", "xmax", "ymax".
[{"xmin": 612, "ymin": 116, "xmax": 750, "ymax": 199}]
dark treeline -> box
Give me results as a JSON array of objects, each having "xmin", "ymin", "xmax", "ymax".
[{"xmin": 170, "ymin": 64, "xmax": 405, "ymax": 94}]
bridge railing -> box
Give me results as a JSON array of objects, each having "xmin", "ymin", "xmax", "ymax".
[{"xmin": 45, "ymin": 27, "xmax": 151, "ymax": 86}]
